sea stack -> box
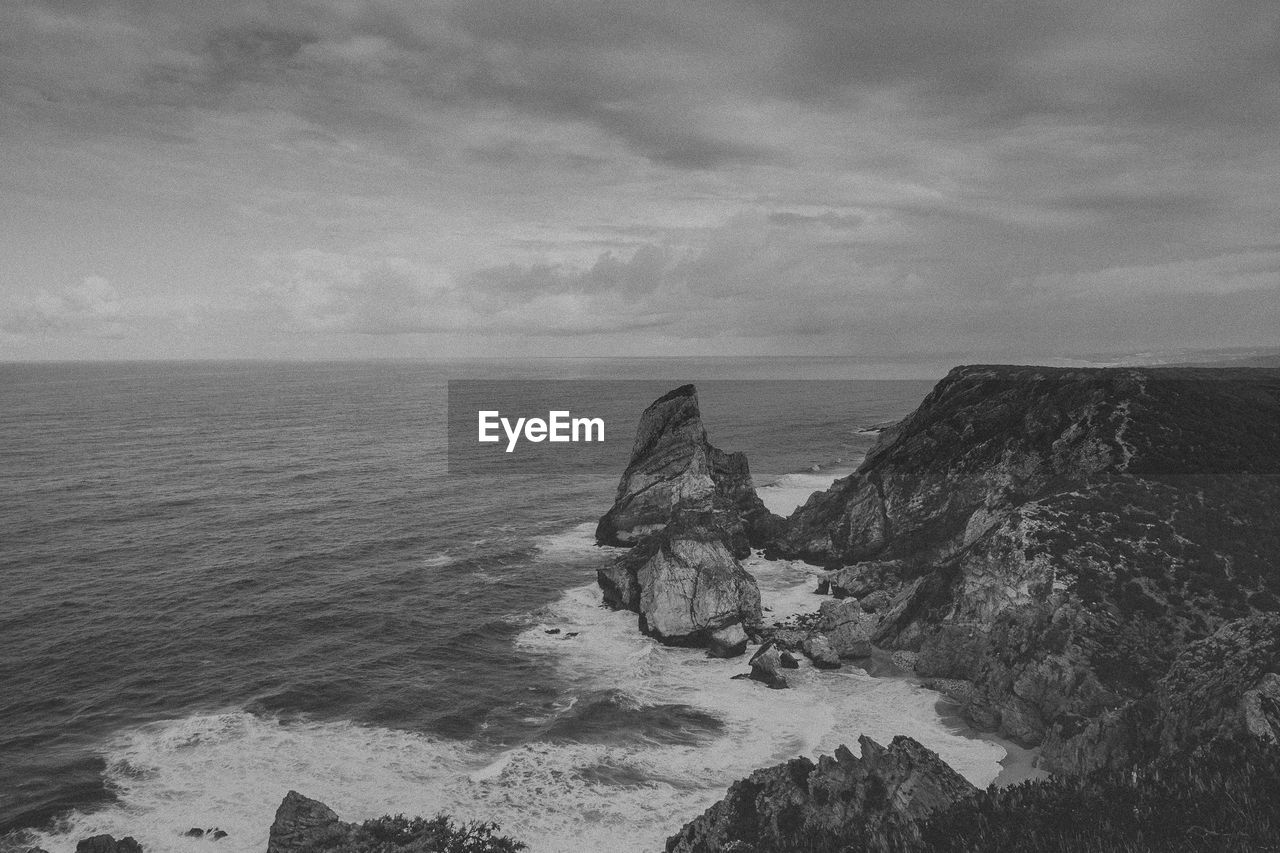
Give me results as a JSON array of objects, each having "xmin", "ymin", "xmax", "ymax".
[
  {"xmin": 596, "ymin": 385, "xmax": 776, "ymax": 656},
  {"xmin": 595, "ymin": 384, "xmax": 776, "ymax": 553}
]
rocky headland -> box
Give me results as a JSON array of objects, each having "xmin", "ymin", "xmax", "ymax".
[
  {"xmin": 598, "ymin": 366, "xmax": 1280, "ymax": 851},
  {"xmin": 769, "ymin": 366, "xmax": 1280, "ymax": 771}
]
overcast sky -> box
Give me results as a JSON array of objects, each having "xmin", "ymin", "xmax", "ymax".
[{"xmin": 2, "ymin": 0, "xmax": 1278, "ymax": 362}]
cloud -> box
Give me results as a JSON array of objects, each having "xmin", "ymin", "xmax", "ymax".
[
  {"xmin": 2, "ymin": 276, "xmax": 128, "ymax": 337},
  {"xmin": 3, "ymin": 0, "xmax": 1279, "ymax": 360}
]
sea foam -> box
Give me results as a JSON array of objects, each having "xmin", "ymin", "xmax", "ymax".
[{"xmin": 19, "ymin": 473, "xmax": 1004, "ymax": 853}]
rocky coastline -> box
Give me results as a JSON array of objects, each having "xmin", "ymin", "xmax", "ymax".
[
  {"xmin": 593, "ymin": 367, "xmax": 1280, "ymax": 851},
  {"xmin": 33, "ymin": 366, "xmax": 1280, "ymax": 852}
]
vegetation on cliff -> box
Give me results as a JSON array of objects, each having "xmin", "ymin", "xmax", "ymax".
[
  {"xmin": 770, "ymin": 366, "xmax": 1280, "ymax": 767},
  {"xmin": 266, "ymin": 791, "xmax": 525, "ymax": 853},
  {"xmin": 922, "ymin": 739, "xmax": 1280, "ymax": 853}
]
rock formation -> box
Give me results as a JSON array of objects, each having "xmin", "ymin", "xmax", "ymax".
[
  {"xmin": 73, "ymin": 839, "xmax": 141, "ymax": 853},
  {"xmin": 812, "ymin": 599, "xmax": 874, "ymax": 658},
  {"xmin": 266, "ymin": 791, "xmax": 524, "ymax": 853},
  {"xmin": 666, "ymin": 736, "xmax": 975, "ymax": 853},
  {"xmin": 768, "ymin": 366, "xmax": 1280, "ymax": 770},
  {"xmin": 596, "ymin": 384, "xmax": 777, "ymax": 552},
  {"xmin": 599, "ymin": 506, "xmax": 761, "ymax": 656},
  {"xmin": 747, "ymin": 641, "xmax": 789, "ymax": 688},
  {"xmin": 596, "ymin": 385, "xmax": 775, "ymax": 657},
  {"xmin": 267, "ymin": 791, "xmax": 349, "ymax": 853}
]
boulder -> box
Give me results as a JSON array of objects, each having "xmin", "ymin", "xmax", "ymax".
[
  {"xmin": 706, "ymin": 623, "xmax": 749, "ymax": 658},
  {"xmin": 666, "ymin": 736, "xmax": 976, "ymax": 853},
  {"xmin": 748, "ymin": 641, "xmax": 789, "ymax": 689},
  {"xmin": 815, "ymin": 599, "xmax": 874, "ymax": 658},
  {"xmin": 604, "ymin": 509, "xmax": 762, "ymax": 655},
  {"xmin": 596, "ymin": 384, "xmax": 776, "ymax": 552},
  {"xmin": 803, "ymin": 634, "xmax": 841, "ymax": 669}
]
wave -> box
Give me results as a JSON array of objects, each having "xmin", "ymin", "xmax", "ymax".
[
  {"xmin": 532, "ymin": 521, "xmax": 604, "ymax": 561},
  {"xmin": 514, "ymin": 566, "xmax": 1008, "ymax": 845},
  {"xmin": 13, "ymin": 528, "xmax": 1004, "ymax": 853},
  {"xmin": 14, "ymin": 564, "xmax": 1006, "ymax": 853},
  {"xmin": 757, "ymin": 464, "xmax": 858, "ymax": 516}
]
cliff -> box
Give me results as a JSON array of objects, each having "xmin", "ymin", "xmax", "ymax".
[{"xmin": 770, "ymin": 366, "xmax": 1280, "ymax": 767}]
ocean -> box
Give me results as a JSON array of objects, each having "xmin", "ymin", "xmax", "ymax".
[{"xmin": 0, "ymin": 359, "xmax": 1006, "ymax": 853}]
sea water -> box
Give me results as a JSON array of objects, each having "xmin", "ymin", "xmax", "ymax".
[{"xmin": 0, "ymin": 359, "xmax": 1001, "ymax": 853}]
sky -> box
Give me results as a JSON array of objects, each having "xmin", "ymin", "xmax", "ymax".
[{"xmin": 2, "ymin": 0, "xmax": 1279, "ymax": 362}]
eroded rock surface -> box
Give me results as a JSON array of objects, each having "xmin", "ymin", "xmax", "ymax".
[
  {"xmin": 596, "ymin": 384, "xmax": 777, "ymax": 552},
  {"xmin": 666, "ymin": 736, "xmax": 975, "ymax": 853},
  {"xmin": 769, "ymin": 366, "xmax": 1280, "ymax": 770},
  {"xmin": 601, "ymin": 507, "xmax": 762, "ymax": 655}
]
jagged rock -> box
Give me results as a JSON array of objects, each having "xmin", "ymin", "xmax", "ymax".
[
  {"xmin": 666, "ymin": 736, "xmax": 976, "ymax": 853},
  {"xmin": 706, "ymin": 623, "xmax": 749, "ymax": 658},
  {"xmin": 779, "ymin": 651, "xmax": 800, "ymax": 669},
  {"xmin": 748, "ymin": 641, "xmax": 789, "ymax": 689},
  {"xmin": 602, "ymin": 509, "xmax": 761, "ymax": 655},
  {"xmin": 266, "ymin": 793, "xmax": 524, "ymax": 853},
  {"xmin": 803, "ymin": 634, "xmax": 841, "ymax": 669},
  {"xmin": 267, "ymin": 791, "xmax": 348, "ymax": 853},
  {"xmin": 814, "ymin": 576, "xmax": 831, "ymax": 595},
  {"xmin": 596, "ymin": 384, "xmax": 777, "ymax": 553},
  {"xmin": 814, "ymin": 599, "xmax": 874, "ymax": 658},
  {"xmin": 75, "ymin": 838, "xmax": 142, "ymax": 853}
]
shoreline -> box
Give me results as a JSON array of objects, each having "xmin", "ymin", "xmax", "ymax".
[
  {"xmin": 852, "ymin": 651, "xmax": 1044, "ymax": 787},
  {"xmin": 932, "ymin": 697, "xmax": 1048, "ymax": 787}
]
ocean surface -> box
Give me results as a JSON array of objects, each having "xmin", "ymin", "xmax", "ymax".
[{"xmin": 0, "ymin": 358, "xmax": 1006, "ymax": 853}]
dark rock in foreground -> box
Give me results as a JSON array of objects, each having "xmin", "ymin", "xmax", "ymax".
[
  {"xmin": 267, "ymin": 791, "xmax": 525, "ymax": 853},
  {"xmin": 74, "ymin": 838, "xmax": 141, "ymax": 853},
  {"xmin": 666, "ymin": 736, "xmax": 974, "ymax": 853},
  {"xmin": 596, "ymin": 384, "xmax": 778, "ymax": 552},
  {"xmin": 268, "ymin": 791, "xmax": 347, "ymax": 853}
]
